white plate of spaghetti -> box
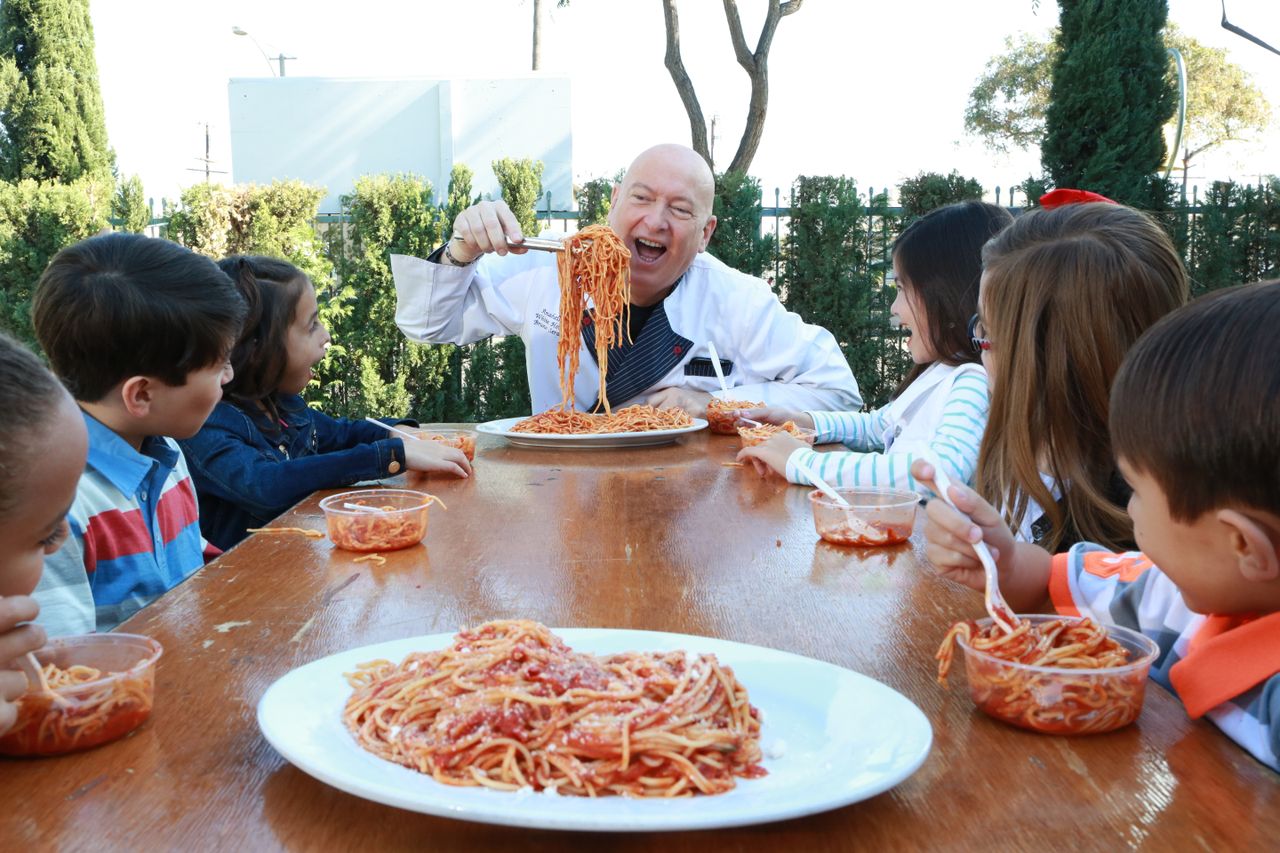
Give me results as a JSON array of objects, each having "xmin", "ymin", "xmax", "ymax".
[
  {"xmin": 257, "ymin": 622, "xmax": 932, "ymax": 832},
  {"xmin": 476, "ymin": 414, "xmax": 708, "ymax": 448}
]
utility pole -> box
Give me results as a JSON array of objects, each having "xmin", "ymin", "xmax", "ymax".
[
  {"xmin": 186, "ymin": 124, "xmax": 228, "ymax": 183},
  {"xmin": 272, "ymin": 53, "xmax": 297, "ymax": 77}
]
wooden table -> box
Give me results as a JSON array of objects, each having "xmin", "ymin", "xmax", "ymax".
[{"xmin": 3, "ymin": 431, "xmax": 1277, "ymax": 850}]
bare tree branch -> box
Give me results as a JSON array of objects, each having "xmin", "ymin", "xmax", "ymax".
[
  {"xmin": 724, "ymin": 0, "xmax": 802, "ymax": 175},
  {"xmin": 662, "ymin": 0, "xmax": 710, "ymax": 166},
  {"xmin": 662, "ymin": 0, "xmax": 802, "ymax": 175},
  {"xmin": 722, "ymin": 0, "xmax": 757, "ymax": 72}
]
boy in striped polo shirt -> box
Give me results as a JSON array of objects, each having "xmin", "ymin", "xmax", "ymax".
[
  {"xmin": 918, "ymin": 280, "xmax": 1280, "ymax": 771},
  {"xmin": 30, "ymin": 233, "xmax": 245, "ymax": 636}
]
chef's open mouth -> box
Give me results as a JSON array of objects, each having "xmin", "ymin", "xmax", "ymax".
[{"xmin": 634, "ymin": 238, "xmax": 666, "ymax": 262}]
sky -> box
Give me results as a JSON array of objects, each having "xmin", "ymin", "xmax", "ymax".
[{"xmin": 89, "ymin": 0, "xmax": 1280, "ymax": 210}]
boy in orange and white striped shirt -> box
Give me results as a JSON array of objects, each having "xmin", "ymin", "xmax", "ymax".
[{"xmin": 917, "ymin": 280, "xmax": 1280, "ymax": 772}]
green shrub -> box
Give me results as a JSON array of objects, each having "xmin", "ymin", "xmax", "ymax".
[
  {"xmin": 575, "ymin": 175, "xmax": 616, "ymax": 227},
  {"xmin": 897, "ymin": 171, "xmax": 984, "ymax": 222},
  {"xmin": 112, "ymin": 175, "xmax": 151, "ymax": 233},
  {"xmin": 327, "ymin": 174, "xmax": 451, "ymax": 420},
  {"xmin": 0, "ymin": 175, "xmax": 110, "ymax": 348},
  {"xmin": 710, "ymin": 171, "xmax": 772, "ymax": 278},
  {"xmin": 783, "ymin": 176, "xmax": 903, "ymax": 409}
]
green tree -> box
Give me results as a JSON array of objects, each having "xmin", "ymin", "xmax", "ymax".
[
  {"xmin": 442, "ymin": 162, "xmax": 478, "ymax": 230},
  {"xmin": 112, "ymin": 174, "xmax": 151, "ymax": 233},
  {"xmin": 492, "ymin": 157, "xmax": 544, "ymax": 234},
  {"xmin": 328, "ymin": 174, "xmax": 451, "ymax": 420},
  {"xmin": 965, "ymin": 32, "xmax": 1057, "ymax": 154},
  {"xmin": 968, "ymin": 23, "xmax": 1268, "ymax": 196},
  {"xmin": 1166, "ymin": 27, "xmax": 1273, "ymax": 194},
  {"xmin": 575, "ymin": 175, "xmax": 616, "ymax": 227},
  {"xmin": 0, "ymin": 174, "xmax": 109, "ymax": 347},
  {"xmin": 485, "ymin": 157, "xmax": 545, "ymax": 418},
  {"xmin": 1187, "ymin": 178, "xmax": 1280, "ymax": 295},
  {"xmin": 0, "ymin": 0, "xmax": 113, "ymax": 182},
  {"xmin": 896, "ymin": 171, "xmax": 984, "ymax": 222},
  {"xmin": 782, "ymin": 176, "xmax": 900, "ymax": 408},
  {"xmin": 1042, "ymin": 0, "xmax": 1176, "ymax": 208},
  {"xmin": 709, "ymin": 171, "xmax": 771, "ymax": 278}
]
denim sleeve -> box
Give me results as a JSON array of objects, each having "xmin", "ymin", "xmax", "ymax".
[
  {"xmin": 308, "ymin": 407, "xmax": 407, "ymax": 453},
  {"xmin": 180, "ymin": 415, "xmax": 406, "ymax": 520}
]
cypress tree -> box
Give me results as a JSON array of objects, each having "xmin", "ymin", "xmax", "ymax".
[
  {"xmin": 1041, "ymin": 0, "xmax": 1175, "ymax": 207},
  {"xmin": 0, "ymin": 0, "xmax": 113, "ymax": 182}
]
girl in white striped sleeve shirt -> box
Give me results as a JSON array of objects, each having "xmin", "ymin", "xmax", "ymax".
[{"xmin": 737, "ymin": 201, "xmax": 1012, "ymax": 495}]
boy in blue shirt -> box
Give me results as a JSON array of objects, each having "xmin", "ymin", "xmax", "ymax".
[{"xmin": 31, "ymin": 233, "xmax": 245, "ymax": 635}]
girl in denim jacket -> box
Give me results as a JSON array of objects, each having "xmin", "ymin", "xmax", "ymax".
[{"xmin": 179, "ymin": 256, "xmax": 470, "ymax": 551}]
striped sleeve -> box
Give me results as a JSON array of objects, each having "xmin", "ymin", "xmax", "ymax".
[
  {"xmin": 32, "ymin": 510, "xmax": 96, "ymax": 638},
  {"xmin": 1207, "ymin": 679, "xmax": 1280, "ymax": 773},
  {"xmin": 806, "ymin": 409, "xmax": 889, "ymax": 450},
  {"xmin": 784, "ymin": 367, "xmax": 989, "ymax": 495},
  {"xmin": 1053, "ymin": 543, "xmax": 1279, "ymax": 772},
  {"xmin": 1049, "ymin": 544, "xmax": 1192, "ymax": 640}
]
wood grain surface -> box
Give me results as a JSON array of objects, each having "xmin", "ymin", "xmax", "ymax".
[{"xmin": 2, "ymin": 429, "xmax": 1276, "ymax": 851}]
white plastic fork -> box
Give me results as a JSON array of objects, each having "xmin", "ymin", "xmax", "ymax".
[
  {"xmin": 920, "ymin": 451, "xmax": 1017, "ymax": 634},
  {"xmin": 363, "ymin": 417, "xmax": 420, "ymax": 442}
]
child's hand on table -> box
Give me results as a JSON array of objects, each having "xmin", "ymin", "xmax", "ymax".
[
  {"xmin": 404, "ymin": 440, "xmax": 472, "ymax": 478},
  {"xmin": 737, "ymin": 433, "xmax": 807, "ymax": 478}
]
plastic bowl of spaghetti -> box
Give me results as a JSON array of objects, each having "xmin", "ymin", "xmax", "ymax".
[
  {"xmin": 808, "ymin": 487, "xmax": 917, "ymax": 546},
  {"xmin": 412, "ymin": 428, "xmax": 477, "ymax": 462},
  {"xmin": 950, "ymin": 614, "xmax": 1160, "ymax": 735},
  {"xmin": 737, "ymin": 420, "xmax": 817, "ymax": 449},
  {"xmin": 0, "ymin": 632, "xmax": 163, "ymax": 757},
  {"xmin": 319, "ymin": 488, "xmax": 440, "ymax": 552},
  {"xmin": 706, "ymin": 398, "xmax": 764, "ymax": 435}
]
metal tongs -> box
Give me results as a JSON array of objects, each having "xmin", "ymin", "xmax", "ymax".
[{"xmin": 506, "ymin": 236, "xmax": 564, "ymax": 253}]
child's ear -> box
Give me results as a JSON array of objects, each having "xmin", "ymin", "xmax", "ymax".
[
  {"xmin": 119, "ymin": 376, "xmax": 153, "ymax": 418},
  {"xmin": 1217, "ymin": 509, "xmax": 1280, "ymax": 583}
]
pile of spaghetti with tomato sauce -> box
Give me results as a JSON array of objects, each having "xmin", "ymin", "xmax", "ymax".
[{"xmin": 343, "ymin": 620, "xmax": 765, "ymax": 797}]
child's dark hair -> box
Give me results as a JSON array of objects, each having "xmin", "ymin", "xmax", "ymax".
[
  {"xmin": 891, "ymin": 201, "xmax": 1014, "ymax": 392},
  {"xmin": 217, "ymin": 255, "xmax": 309, "ymax": 419},
  {"xmin": 32, "ymin": 233, "xmax": 245, "ymax": 401},
  {"xmin": 0, "ymin": 334, "xmax": 71, "ymax": 518},
  {"xmin": 1111, "ymin": 280, "xmax": 1280, "ymax": 521}
]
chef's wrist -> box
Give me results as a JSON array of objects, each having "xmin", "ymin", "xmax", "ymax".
[{"xmin": 441, "ymin": 236, "xmax": 477, "ymax": 267}]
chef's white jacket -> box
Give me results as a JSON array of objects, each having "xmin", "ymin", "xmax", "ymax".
[{"xmin": 392, "ymin": 249, "xmax": 862, "ymax": 415}]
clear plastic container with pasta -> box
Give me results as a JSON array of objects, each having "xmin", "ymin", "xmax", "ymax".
[
  {"xmin": 808, "ymin": 487, "xmax": 917, "ymax": 547},
  {"xmin": 950, "ymin": 614, "xmax": 1159, "ymax": 735},
  {"xmin": 737, "ymin": 420, "xmax": 817, "ymax": 449},
  {"xmin": 0, "ymin": 633, "xmax": 163, "ymax": 757},
  {"xmin": 411, "ymin": 428, "xmax": 477, "ymax": 462},
  {"xmin": 706, "ymin": 399, "xmax": 763, "ymax": 435},
  {"xmin": 319, "ymin": 488, "xmax": 441, "ymax": 552}
]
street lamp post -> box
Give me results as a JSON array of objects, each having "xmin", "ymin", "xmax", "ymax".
[{"xmin": 232, "ymin": 26, "xmax": 296, "ymax": 77}]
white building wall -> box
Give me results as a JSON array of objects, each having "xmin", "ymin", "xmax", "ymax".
[{"xmin": 228, "ymin": 76, "xmax": 572, "ymax": 214}]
